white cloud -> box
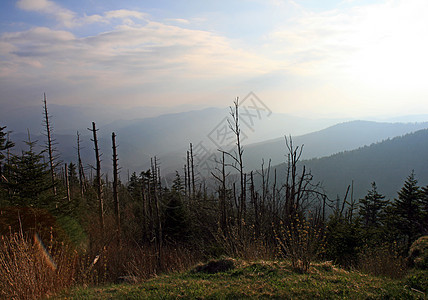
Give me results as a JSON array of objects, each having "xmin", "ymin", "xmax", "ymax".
[
  {"xmin": 165, "ymin": 18, "xmax": 190, "ymax": 25},
  {"xmin": 5, "ymin": 0, "xmax": 428, "ymax": 116},
  {"xmin": 104, "ymin": 9, "xmax": 147, "ymax": 20},
  {"xmin": 16, "ymin": 1, "xmax": 148, "ymax": 28},
  {"xmin": 0, "ymin": 10, "xmax": 274, "ymax": 108},
  {"xmin": 16, "ymin": 0, "xmax": 77, "ymax": 27}
]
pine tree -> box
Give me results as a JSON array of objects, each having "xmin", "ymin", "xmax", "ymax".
[
  {"xmin": 0, "ymin": 126, "xmax": 14, "ymax": 162},
  {"xmin": 358, "ymin": 182, "xmax": 389, "ymax": 246},
  {"xmin": 7, "ymin": 137, "xmax": 53, "ymax": 207},
  {"xmin": 0, "ymin": 126, "xmax": 14, "ymax": 204},
  {"xmin": 359, "ymin": 182, "xmax": 388, "ymax": 227},
  {"xmin": 391, "ymin": 171, "xmax": 423, "ymax": 250}
]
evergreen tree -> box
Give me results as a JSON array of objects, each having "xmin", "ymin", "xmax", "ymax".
[
  {"xmin": 163, "ymin": 183, "xmax": 188, "ymax": 243},
  {"xmin": 0, "ymin": 126, "xmax": 14, "ymax": 162},
  {"xmin": 391, "ymin": 171, "xmax": 423, "ymax": 251},
  {"xmin": 7, "ymin": 138, "xmax": 53, "ymax": 208},
  {"xmin": 172, "ymin": 171, "xmax": 184, "ymax": 195},
  {"xmin": 127, "ymin": 172, "xmax": 142, "ymax": 201},
  {"xmin": 0, "ymin": 126, "xmax": 14, "ymax": 204},
  {"xmin": 359, "ymin": 182, "xmax": 388, "ymax": 227},
  {"xmin": 358, "ymin": 182, "xmax": 388, "ymax": 244},
  {"xmin": 67, "ymin": 162, "xmax": 79, "ymax": 190}
]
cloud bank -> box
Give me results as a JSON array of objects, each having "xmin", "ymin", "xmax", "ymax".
[{"xmin": 1, "ymin": 0, "xmax": 428, "ymax": 118}]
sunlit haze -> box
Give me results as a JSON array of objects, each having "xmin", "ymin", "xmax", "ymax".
[{"xmin": 1, "ymin": 0, "xmax": 428, "ymax": 119}]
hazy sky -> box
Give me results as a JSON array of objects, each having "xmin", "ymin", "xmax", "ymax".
[{"xmin": 1, "ymin": 0, "xmax": 428, "ymax": 119}]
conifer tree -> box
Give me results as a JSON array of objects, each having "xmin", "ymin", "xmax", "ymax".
[
  {"xmin": 0, "ymin": 126, "xmax": 14, "ymax": 162},
  {"xmin": 358, "ymin": 182, "xmax": 389, "ymax": 246},
  {"xmin": 7, "ymin": 136, "xmax": 53, "ymax": 207},
  {"xmin": 0, "ymin": 126, "xmax": 14, "ymax": 204},
  {"xmin": 420, "ymin": 185, "xmax": 428, "ymax": 235},
  {"xmin": 391, "ymin": 171, "xmax": 423, "ymax": 250},
  {"xmin": 359, "ymin": 182, "xmax": 388, "ymax": 227}
]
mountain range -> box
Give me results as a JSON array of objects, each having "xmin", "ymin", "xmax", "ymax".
[{"xmin": 3, "ymin": 105, "xmax": 428, "ymax": 200}]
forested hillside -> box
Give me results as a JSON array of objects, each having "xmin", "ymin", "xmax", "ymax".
[
  {"xmin": 300, "ymin": 129, "xmax": 428, "ymax": 200},
  {"xmin": 245, "ymin": 120, "xmax": 428, "ymax": 171}
]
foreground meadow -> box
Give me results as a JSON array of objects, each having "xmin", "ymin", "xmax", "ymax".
[{"xmin": 55, "ymin": 259, "xmax": 426, "ymax": 299}]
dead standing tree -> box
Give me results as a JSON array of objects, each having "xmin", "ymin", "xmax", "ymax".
[
  {"xmin": 112, "ymin": 132, "xmax": 121, "ymax": 244},
  {"xmin": 224, "ymin": 98, "xmax": 246, "ymax": 230},
  {"xmin": 211, "ymin": 151, "xmax": 230, "ymax": 234},
  {"xmin": 151, "ymin": 157, "xmax": 162, "ymax": 269},
  {"xmin": 42, "ymin": 93, "xmax": 58, "ymax": 196},
  {"xmin": 89, "ymin": 122, "xmax": 104, "ymax": 230},
  {"xmin": 76, "ymin": 131, "xmax": 86, "ymax": 198},
  {"xmin": 274, "ymin": 136, "xmax": 327, "ymax": 272}
]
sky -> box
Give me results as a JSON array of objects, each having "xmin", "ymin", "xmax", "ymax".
[{"xmin": 1, "ymin": 0, "xmax": 428, "ymax": 119}]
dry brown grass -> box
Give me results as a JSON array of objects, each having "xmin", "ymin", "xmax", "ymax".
[
  {"xmin": 0, "ymin": 230, "xmax": 200, "ymax": 299},
  {"xmin": 358, "ymin": 246, "xmax": 407, "ymax": 279},
  {"xmin": 0, "ymin": 232, "xmax": 77, "ymax": 299}
]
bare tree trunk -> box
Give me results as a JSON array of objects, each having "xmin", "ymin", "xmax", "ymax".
[
  {"xmin": 190, "ymin": 143, "xmax": 195, "ymax": 198},
  {"xmin": 152, "ymin": 157, "xmax": 162, "ymax": 270},
  {"xmin": 64, "ymin": 163, "xmax": 71, "ymax": 202},
  {"xmin": 228, "ymin": 98, "xmax": 246, "ymax": 228},
  {"xmin": 89, "ymin": 122, "xmax": 104, "ymax": 229},
  {"xmin": 112, "ymin": 132, "xmax": 121, "ymax": 244},
  {"xmin": 212, "ymin": 151, "xmax": 228, "ymax": 233},
  {"xmin": 140, "ymin": 173, "xmax": 148, "ymax": 241},
  {"xmin": 250, "ymin": 171, "xmax": 259, "ymax": 237},
  {"xmin": 43, "ymin": 93, "xmax": 57, "ymax": 196},
  {"xmin": 184, "ymin": 164, "xmax": 188, "ymax": 199},
  {"xmin": 76, "ymin": 131, "xmax": 86, "ymax": 198},
  {"xmin": 186, "ymin": 151, "xmax": 191, "ymax": 201}
]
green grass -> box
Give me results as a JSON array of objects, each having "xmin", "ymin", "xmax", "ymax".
[{"xmin": 55, "ymin": 260, "xmax": 426, "ymax": 299}]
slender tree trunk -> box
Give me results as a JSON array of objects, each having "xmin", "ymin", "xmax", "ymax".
[
  {"xmin": 186, "ymin": 151, "xmax": 191, "ymax": 201},
  {"xmin": 90, "ymin": 122, "xmax": 104, "ymax": 229},
  {"xmin": 190, "ymin": 143, "xmax": 195, "ymax": 198},
  {"xmin": 112, "ymin": 132, "xmax": 121, "ymax": 244},
  {"xmin": 43, "ymin": 93, "xmax": 57, "ymax": 196},
  {"xmin": 76, "ymin": 131, "xmax": 86, "ymax": 198},
  {"xmin": 64, "ymin": 163, "xmax": 71, "ymax": 202},
  {"xmin": 184, "ymin": 164, "xmax": 188, "ymax": 199},
  {"xmin": 152, "ymin": 157, "xmax": 162, "ymax": 270}
]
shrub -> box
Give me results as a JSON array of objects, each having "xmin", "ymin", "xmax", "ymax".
[
  {"xmin": 407, "ymin": 235, "xmax": 428, "ymax": 270},
  {"xmin": 275, "ymin": 216, "xmax": 325, "ymax": 273}
]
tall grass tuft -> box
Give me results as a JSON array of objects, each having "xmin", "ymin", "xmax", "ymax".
[
  {"xmin": 0, "ymin": 232, "xmax": 77, "ymax": 299},
  {"xmin": 358, "ymin": 245, "xmax": 407, "ymax": 279}
]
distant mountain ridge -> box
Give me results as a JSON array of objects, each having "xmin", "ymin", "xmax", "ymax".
[
  {"xmin": 4, "ymin": 105, "xmax": 428, "ymax": 187},
  {"xmin": 270, "ymin": 128, "xmax": 428, "ymax": 202},
  {"xmin": 243, "ymin": 120, "xmax": 428, "ymax": 171}
]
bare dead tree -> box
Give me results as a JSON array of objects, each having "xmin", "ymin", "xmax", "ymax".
[
  {"xmin": 76, "ymin": 131, "xmax": 86, "ymax": 198},
  {"xmin": 282, "ymin": 136, "xmax": 326, "ymax": 223},
  {"xmin": 186, "ymin": 151, "xmax": 191, "ymax": 200},
  {"xmin": 151, "ymin": 157, "xmax": 162, "ymax": 269},
  {"xmin": 184, "ymin": 164, "xmax": 188, "ymax": 198},
  {"xmin": 190, "ymin": 143, "xmax": 196, "ymax": 198},
  {"xmin": 225, "ymin": 98, "xmax": 246, "ymax": 228},
  {"xmin": 212, "ymin": 151, "xmax": 229, "ymax": 233},
  {"xmin": 112, "ymin": 132, "xmax": 121, "ymax": 243},
  {"xmin": 42, "ymin": 93, "xmax": 57, "ymax": 196},
  {"xmin": 89, "ymin": 122, "xmax": 104, "ymax": 229},
  {"xmin": 64, "ymin": 163, "xmax": 71, "ymax": 202}
]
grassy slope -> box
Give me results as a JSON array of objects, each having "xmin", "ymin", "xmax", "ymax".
[{"xmin": 55, "ymin": 260, "xmax": 424, "ymax": 299}]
